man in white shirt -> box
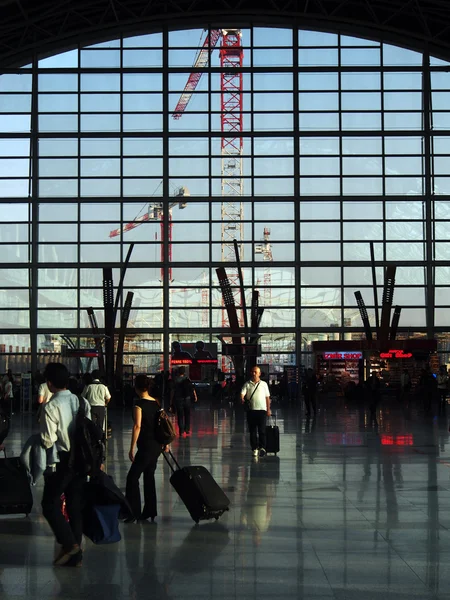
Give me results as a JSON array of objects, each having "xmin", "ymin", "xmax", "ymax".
[
  {"xmin": 37, "ymin": 381, "xmax": 53, "ymax": 405},
  {"xmin": 82, "ymin": 369, "xmax": 111, "ymax": 430},
  {"xmin": 241, "ymin": 366, "xmax": 271, "ymax": 457},
  {"xmin": 40, "ymin": 362, "xmax": 91, "ymax": 567}
]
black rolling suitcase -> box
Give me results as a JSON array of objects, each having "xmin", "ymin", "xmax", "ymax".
[
  {"xmin": 0, "ymin": 449, "xmax": 33, "ymax": 516},
  {"xmin": 265, "ymin": 415, "xmax": 280, "ymax": 454},
  {"xmin": 164, "ymin": 451, "xmax": 230, "ymax": 524},
  {"xmin": 0, "ymin": 411, "xmax": 10, "ymax": 446}
]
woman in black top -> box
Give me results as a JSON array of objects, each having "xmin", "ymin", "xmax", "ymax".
[{"xmin": 125, "ymin": 374, "xmax": 169, "ymax": 522}]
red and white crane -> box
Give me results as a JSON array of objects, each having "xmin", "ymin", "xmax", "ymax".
[
  {"xmin": 109, "ymin": 186, "xmax": 188, "ymax": 281},
  {"xmin": 172, "ymin": 28, "xmax": 244, "ymax": 330}
]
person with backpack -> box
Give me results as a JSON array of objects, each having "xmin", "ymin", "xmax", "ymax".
[
  {"xmin": 40, "ymin": 362, "xmax": 92, "ymax": 567},
  {"xmin": 125, "ymin": 374, "xmax": 170, "ymax": 523},
  {"xmin": 170, "ymin": 366, "xmax": 197, "ymax": 437}
]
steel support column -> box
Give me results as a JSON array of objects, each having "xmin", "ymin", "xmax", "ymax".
[
  {"xmin": 422, "ymin": 50, "xmax": 434, "ymax": 338},
  {"xmin": 30, "ymin": 54, "xmax": 39, "ymax": 377}
]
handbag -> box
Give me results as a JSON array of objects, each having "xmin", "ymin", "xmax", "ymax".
[{"xmin": 244, "ymin": 381, "xmax": 260, "ymax": 411}]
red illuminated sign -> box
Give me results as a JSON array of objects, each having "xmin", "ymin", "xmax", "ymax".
[
  {"xmin": 379, "ymin": 349, "xmax": 413, "ymax": 359},
  {"xmin": 381, "ymin": 434, "xmax": 413, "ymax": 446},
  {"xmin": 170, "ymin": 358, "xmax": 218, "ymax": 365},
  {"xmin": 323, "ymin": 352, "xmax": 362, "ymax": 360}
]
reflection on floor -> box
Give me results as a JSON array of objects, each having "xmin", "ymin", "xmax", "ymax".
[{"xmin": 2, "ymin": 396, "xmax": 450, "ymax": 599}]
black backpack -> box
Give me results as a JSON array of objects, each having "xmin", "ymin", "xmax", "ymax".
[
  {"xmin": 154, "ymin": 409, "xmax": 176, "ymax": 445},
  {"xmin": 69, "ymin": 398, "xmax": 106, "ymax": 476}
]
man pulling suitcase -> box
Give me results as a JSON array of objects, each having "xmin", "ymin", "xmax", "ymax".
[{"xmin": 240, "ymin": 367, "xmax": 271, "ymax": 458}]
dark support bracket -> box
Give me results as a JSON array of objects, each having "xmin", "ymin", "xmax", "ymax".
[
  {"xmin": 86, "ymin": 307, "xmax": 105, "ymax": 374},
  {"xmin": 103, "ymin": 268, "xmax": 115, "ymax": 391},
  {"xmin": 354, "ymin": 291, "xmax": 373, "ymax": 341},
  {"xmin": 369, "ymin": 242, "xmax": 380, "ymax": 335},
  {"xmin": 233, "ymin": 238, "xmax": 248, "ymax": 340},
  {"xmin": 116, "ymin": 291, "xmax": 134, "ymax": 381},
  {"xmin": 390, "ymin": 306, "xmax": 402, "ymax": 341},
  {"xmin": 379, "ymin": 266, "xmax": 397, "ymax": 343}
]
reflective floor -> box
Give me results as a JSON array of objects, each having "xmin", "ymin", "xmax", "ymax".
[{"xmin": 2, "ymin": 395, "xmax": 450, "ymax": 599}]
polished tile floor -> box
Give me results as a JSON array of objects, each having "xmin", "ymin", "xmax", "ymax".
[{"xmin": 2, "ymin": 395, "xmax": 450, "ymax": 599}]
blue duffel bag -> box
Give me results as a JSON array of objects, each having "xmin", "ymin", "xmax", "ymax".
[{"xmin": 83, "ymin": 503, "xmax": 121, "ymax": 544}]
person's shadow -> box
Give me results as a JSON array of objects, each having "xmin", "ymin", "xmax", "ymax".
[
  {"xmin": 168, "ymin": 522, "xmax": 230, "ymax": 575},
  {"xmin": 120, "ymin": 516, "xmax": 174, "ymax": 600}
]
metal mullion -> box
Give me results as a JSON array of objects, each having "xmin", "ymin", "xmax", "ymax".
[
  {"xmin": 208, "ymin": 30, "xmax": 213, "ymax": 334},
  {"xmin": 162, "ymin": 26, "xmax": 170, "ymax": 373},
  {"xmin": 338, "ymin": 34, "xmax": 344, "ymax": 339},
  {"xmin": 423, "ymin": 49, "xmax": 434, "ymax": 337},
  {"xmin": 293, "ymin": 27, "xmax": 301, "ymax": 364},
  {"xmin": 250, "ymin": 25, "xmax": 255, "ymax": 292},
  {"xmin": 77, "ymin": 43, "xmax": 81, "ymax": 336},
  {"xmin": 381, "ymin": 42, "xmax": 387, "ymax": 266},
  {"xmin": 30, "ymin": 53, "xmax": 39, "ymax": 375},
  {"xmin": 119, "ymin": 34, "xmax": 125, "ymax": 324}
]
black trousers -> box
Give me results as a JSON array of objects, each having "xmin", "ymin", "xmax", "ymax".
[
  {"xmin": 41, "ymin": 452, "xmax": 85, "ymax": 549},
  {"xmin": 304, "ymin": 391, "xmax": 316, "ymax": 415},
  {"xmin": 246, "ymin": 410, "xmax": 267, "ymax": 450},
  {"xmin": 126, "ymin": 445, "xmax": 161, "ymax": 520},
  {"xmin": 90, "ymin": 406, "xmax": 106, "ymax": 430},
  {"xmin": 176, "ymin": 399, "xmax": 191, "ymax": 434}
]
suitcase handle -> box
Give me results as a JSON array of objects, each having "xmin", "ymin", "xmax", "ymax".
[
  {"xmin": 163, "ymin": 449, "xmax": 181, "ymax": 473},
  {"xmin": 268, "ymin": 412, "xmax": 277, "ymax": 426}
]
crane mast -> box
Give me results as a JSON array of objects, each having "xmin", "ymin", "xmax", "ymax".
[{"xmin": 171, "ymin": 28, "xmax": 244, "ymax": 335}]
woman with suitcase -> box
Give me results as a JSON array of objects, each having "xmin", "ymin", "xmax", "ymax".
[{"xmin": 125, "ymin": 374, "xmax": 168, "ymax": 523}]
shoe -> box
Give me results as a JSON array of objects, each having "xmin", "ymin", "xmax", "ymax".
[
  {"xmin": 140, "ymin": 516, "xmax": 156, "ymax": 524},
  {"xmin": 185, "ymin": 431, "xmax": 192, "ymax": 436},
  {"xmin": 123, "ymin": 517, "xmax": 137, "ymax": 524},
  {"xmin": 53, "ymin": 544, "xmax": 81, "ymax": 566},
  {"xmin": 182, "ymin": 432, "xmax": 187, "ymax": 438},
  {"xmin": 62, "ymin": 550, "xmax": 82, "ymax": 568},
  {"xmin": 252, "ymin": 449, "xmax": 258, "ymax": 457},
  {"xmin": 259, "ymin": 448, "xmax": 266, "ymax": 457}
]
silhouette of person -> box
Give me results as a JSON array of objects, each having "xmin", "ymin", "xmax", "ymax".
[
  {"xmin": 171, "ymin": 341, "xmax": 192, "ymax": 360},
  {"xmin": 193, "ymin": 341, "xmax": 213, "ymax": 360}
]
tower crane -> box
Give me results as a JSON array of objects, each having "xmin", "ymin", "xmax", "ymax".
[
  {"xmin": 172, "ymin": 28, "xmax": 244, "ymax": 331},
  {"xmin": 255, "ymin": 227, "xmax": 273, "ymax": 308},
  {"xmin": 109, "ymin": 185, "xmax": 189, "ymax": 281}
]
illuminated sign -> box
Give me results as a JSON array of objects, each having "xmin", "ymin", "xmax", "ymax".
[
  {"xmin": 379, "ymin": 350, "xmax": 413, "ymax": 359},
  {"xmin": 381, "ymin": 434, "xmax": 413, "ymax": 446},
  {"xmin": 323, "ymin": 352, "xmax": 362, "ymax": 360},
  {"xmin": 171, "ymin": 358, "xmax": 218, "ymax": 365}
]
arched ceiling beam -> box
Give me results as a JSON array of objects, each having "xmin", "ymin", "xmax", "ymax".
[{"xmin": 1, "ymin": 0, "xmax": 450, "ymax": 67}]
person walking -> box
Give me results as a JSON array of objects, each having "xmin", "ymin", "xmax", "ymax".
[
  {"xmin": 40, "ymin": 362, "xmax": 91, "ymax": 567},
  {"xmin": 302, "ymin": 368, "xmax": 317, "ymax": 417},
  {"xmin": 170, "ymin": 366, "xmax": 197, "ymax": 437},
  {"xmin": 2, "ymin": 371, "xmax": 14, "ymax": 416},
  {"xmin": 82, "ymin": 370, "xmax": 111, "ymax": 429},
  {"xmin": 437, "ymin": 365, "xmax": 448, "ymax": 415},
  {"xmin": 125, "ymin": 374, "xmax": 169, "ymax": 523},
  {"xmin": 240, "ymin": 366, "xmax": 271, "ymax": 458},
  {"xmin": 399, "ymin": 368, "xmax": 411, "ymax": 402},
  {"xmin": 368, "ymin": 371, "xmax": 381, "ymax": 419}
]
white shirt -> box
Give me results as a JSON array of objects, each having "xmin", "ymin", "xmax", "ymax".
[
  {"xmin": 38, "ymin": 382, "xmax": 53, "ymax": 403},
  {"xmin": 40, "ymin": 390, "xmax": 91, "ymax": 453},
  {"xmin": 83, "ymin": 380, "xmax": 111, "ymax": 407},
  {"xmin": 241, "ymin": 380, "xmax": 270, "ymax": 411},
  {"xmin": 3, "ymin": 380, "xmax": 13, "ymax": 399}
]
